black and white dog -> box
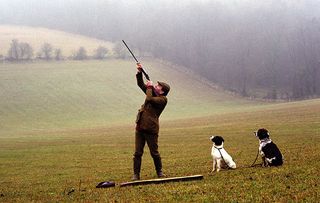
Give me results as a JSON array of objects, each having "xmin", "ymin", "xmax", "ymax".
[
  {"xmin": 255, "ymin": 128, "xmax": 283, "ymax": 167},
  {"xmin": 210, "ymin": 135, "xmax": 236, "ymax": 172}
]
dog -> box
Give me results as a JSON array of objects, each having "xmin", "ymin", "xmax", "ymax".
[
  {"xmin": 255, "ymin": 128, "xmax": 283, "ymax": 167},
  {"xmin": 210, "ymin": 135, "xmax": 236, "ymax": 172}
]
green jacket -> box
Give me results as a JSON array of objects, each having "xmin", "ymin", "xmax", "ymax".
[{"xmin": 136, "ymin": 72, "xmax": 167, "ymax": 134}]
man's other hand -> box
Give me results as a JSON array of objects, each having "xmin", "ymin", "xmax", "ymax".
[{"xmin": 146, "ymin": 80, "xmax": 153, "ymax": 87}]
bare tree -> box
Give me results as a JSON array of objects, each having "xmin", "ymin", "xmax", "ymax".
[
  {"xmin": 54, "ymin": 48, "xmax": 63, "ymax": 60},
  {"xmin": 7, "ymin": 39, "xmax": 21, "ymax": 61},
  {"xmin": 7, "ymin": 39, "xmax": 33, "ymax": 61},
  {"xmin": 39, "ymin": 43, "xmax": 53, "ymax": 60},
  {"xmin": 19, "ymin": 42, "xmax": 33, "ymax": 60},
  {"xmin": 287, "ymin": 20, "xmax": 320, "ymax": 99},
  {"xmin": 94, "ymin": 46, "xmax": 109, "ymax": 59},
  {"xmin": 73, "ymin": 47, "xmax": 87, "ymax": 60}
]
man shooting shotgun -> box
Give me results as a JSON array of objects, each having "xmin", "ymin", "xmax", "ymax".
[{"xmin": 122, "ymin": 40, "xmax": 170, "ymax": 180}]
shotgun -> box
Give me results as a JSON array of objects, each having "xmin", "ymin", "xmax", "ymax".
[{"xmin": 122, "ymin": 40, "xmax": 150, "ymax": 81}]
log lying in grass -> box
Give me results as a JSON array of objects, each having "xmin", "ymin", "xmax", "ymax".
[{"xmin": 120, "ymin": 175, "xmax": 203, "ymax": 187}]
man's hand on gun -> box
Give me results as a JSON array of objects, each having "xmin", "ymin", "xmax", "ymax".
[
  {"xmin": 137, "ymin": 63, "xmax": 143, "ymax": 73},
  {"xmin": 137, "ymin": 63, "xmax": 153, "ymax": 88}
]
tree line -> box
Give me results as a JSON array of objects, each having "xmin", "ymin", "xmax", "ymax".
[
  {"xmin": 119, "ymin": 1, "xmax": 320, "ymax": 100},
  {"xmin": 1, "ymin": 39, "xmax": 124, "ymax": 62}
]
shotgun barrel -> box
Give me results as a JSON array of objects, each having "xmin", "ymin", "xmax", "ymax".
[{"xmin": 122, "ymin": 40, "xmax": 150, "ymax": 80}]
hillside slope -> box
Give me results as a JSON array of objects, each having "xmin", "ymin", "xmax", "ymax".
[
  {"xmin": 0, "ymin": 60, "xmax": 260, "ymax": 136},
  {"xmin": 0, "ymin": 25, "xmax": 113, "ymax": 57}
]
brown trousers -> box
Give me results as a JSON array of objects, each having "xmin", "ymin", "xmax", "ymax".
[{"xmin": 133, "ymin": 130, "xmax": 162, "ymax": 175}]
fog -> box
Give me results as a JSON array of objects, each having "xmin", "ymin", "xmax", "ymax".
[{"xmin": 1, "ymin": 0, "xmax": 320, "ymax": 99}]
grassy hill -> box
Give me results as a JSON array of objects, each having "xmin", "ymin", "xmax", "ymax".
[
  {"xmin": 0, "ymin": 60, "xmax": 259, "ymax": 136},
  {"xmin": 0, "ymin": 25, "xmax": 261, "ymax": 136},
  {"xmin": 0, "ymin": 25, "xmax": 113, "ymax": 57},
  {"xmin": 0, "ymin": 96, "xmax": 319, "ymax": 202},
  {"xmin": 1, "ymin": 26, "xmax": 319, "ymax": 202}
]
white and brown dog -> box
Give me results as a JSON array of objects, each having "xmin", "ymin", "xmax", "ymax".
[
  {"xmin": 255, "ymin": 128, "xmax": 283, "ymax": 167},
  {"xmin": 210, "ymin": 135, "xmax": 236, "ymax": 172}
]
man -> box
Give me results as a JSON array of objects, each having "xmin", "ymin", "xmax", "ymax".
[{"xmin": 132, "ymin": 63, "xmax": 170, "ymax": 181}]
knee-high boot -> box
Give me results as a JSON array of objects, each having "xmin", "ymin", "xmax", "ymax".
[
  {"xmin": 133, "ymin": 156, "xmax": 142, "ymax": 175},
  {"xmin": 153, "ymin": 156, "xmax": 164, "ymax": 176}
]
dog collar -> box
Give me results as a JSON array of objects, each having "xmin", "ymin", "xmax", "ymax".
[
  {"xmin": 259, "ymin": 138, "xmax": 272, "ymax": 144},
  {"xmin": 259, "ymin": 138, "xmax": 272, "ymax": 149}
]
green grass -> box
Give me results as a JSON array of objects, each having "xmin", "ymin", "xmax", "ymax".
[
  {"xmin": 1, "ymin": 98, "xmax": 319, "ymax": 202},
  {"xmin": 1, "ymin": 60, "xmax": 319, "ymax": 202}
]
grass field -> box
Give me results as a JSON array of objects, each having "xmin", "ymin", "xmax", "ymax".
[
  {"xmin": 0, "ymin": 98, "xmax": 319, "ymax": 202},
  {"xmin": 0, "ymin": 60, "xmax": 319, "ymax": 202},
  {"xmin": 0, "ymin": 60, "xmax": 258, "ymax": 136}
]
